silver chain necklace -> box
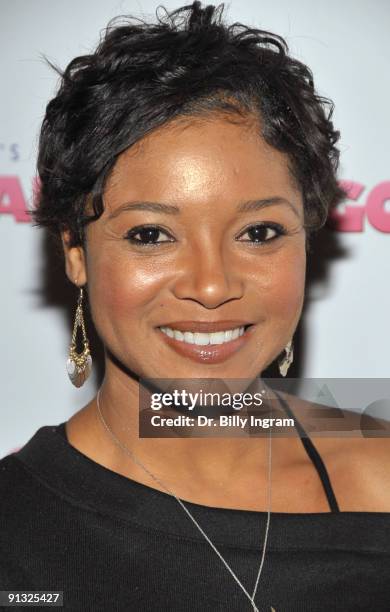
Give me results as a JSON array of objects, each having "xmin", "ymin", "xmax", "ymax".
[{"xmin": 96, "ymin": 388, "xmax": 273, "ymax": 612}]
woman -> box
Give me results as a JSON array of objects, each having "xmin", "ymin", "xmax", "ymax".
[{"xmin": 1, "ymin": 2, "xmax": 389, "ymax": 610}]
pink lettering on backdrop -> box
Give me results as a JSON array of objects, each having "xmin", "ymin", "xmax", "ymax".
[
  {"xmin": 327, "ymin": 180, "xmax": 365, "ymax": 232},
  {"xmin": 327, "ymin": 180, "xmax": 390, "ymax": 232},
  {"xmin": 365, "ymin": 182, "xmax": 390, "ymax": 232},
  {"xmin": 0, "ymin": 176, "xmax": 31, "ymax": 222}
]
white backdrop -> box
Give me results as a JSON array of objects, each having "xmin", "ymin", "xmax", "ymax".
[{"xmin": 1, "ymin": 0, "xmax": 389, "ymax": 457}]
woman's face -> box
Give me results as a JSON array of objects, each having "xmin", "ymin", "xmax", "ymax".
[{"xmin": 63, "ymin": 115, "xmax": 306, "ymax": 381}]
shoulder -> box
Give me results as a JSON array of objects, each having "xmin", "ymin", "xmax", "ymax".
[
  {"xmin": 0, "ymin": 453, "xmax": 30, "ymax": 493},
  {"xmin": 0, "ymin": 454, "xmax": 34, "ymax": 542},
  {"xmin": 276, "ymin": 390, "xmax": 390, "ymax": 512},
  {"xmin": 0, "ymin": 451, "xmax": 57, "ymax": 530},
  {"xmin": 0, "ymin": 454, "xmax": 45, "ymax": 586},
  {"xmin": 324, "ymin": 434, "xmax": 390, "ymax": 512},
  {"xmin": 0, "ymin": 453, "xmax": 38, "ymax": 507}
]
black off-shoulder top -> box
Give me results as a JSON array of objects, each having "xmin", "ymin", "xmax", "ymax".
[{"xmin": 0, "ymin": 394, "xmax": 389, "ymax": 611}]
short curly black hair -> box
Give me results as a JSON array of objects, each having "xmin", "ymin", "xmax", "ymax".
[{"xmin": 33, "ymin": 1, "xmax": 346, "ymax": 253}]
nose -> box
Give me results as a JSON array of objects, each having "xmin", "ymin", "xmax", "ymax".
[{"xmin": 171, "ymin": 242, "xmax": 245, "ymax": 308}]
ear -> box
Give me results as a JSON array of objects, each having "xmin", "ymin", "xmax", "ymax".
[{"xmin": 61, "ymin": 229, "xmax": 87, "ymax": 286}]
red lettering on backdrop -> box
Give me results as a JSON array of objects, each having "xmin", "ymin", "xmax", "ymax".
[{"xmin": 0, "ymin": 176, "xmax": 31, "ymax": 222}]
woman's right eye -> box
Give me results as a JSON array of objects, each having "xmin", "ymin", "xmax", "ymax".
[{"xmin": 124, "ymin": 225, "xmax": 175, "ymax": 247}]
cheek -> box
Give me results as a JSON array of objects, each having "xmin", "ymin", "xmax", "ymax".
[
  {"xmin": 254, "ymin": 245, "xmax": 306, "ymax": 322},
  {"xmin": 86, "ymin": 253, "xmax": 168, "ymax": 330}
]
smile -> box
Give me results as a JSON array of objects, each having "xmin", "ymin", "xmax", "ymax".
[
  {"xmin": 159, "ymin": 326, "xmax": 246, "ymax": 345},
  {"xmin": 156, "ymin": 322, "xmax": 255, "ymax": 364}
]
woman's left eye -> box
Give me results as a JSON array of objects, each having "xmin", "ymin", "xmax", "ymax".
[{"xmin": 236, "ymin": 222, "xmax": 286, "ymax": 244}]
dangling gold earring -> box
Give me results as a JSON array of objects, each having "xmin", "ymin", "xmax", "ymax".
[
  {"xmin": 66, "ymin": 284, "xmax": 92, "ymax": 387},
  {"xmin": 278, "ymin": 339, "xmax": 294, "ymax": 377}
]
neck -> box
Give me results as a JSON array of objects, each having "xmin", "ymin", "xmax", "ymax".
[{"xmin": 94, "ymin": 361, "xmax": 276, "ymax": 486}]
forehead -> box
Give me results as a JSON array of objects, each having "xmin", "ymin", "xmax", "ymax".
[{"xmin": 104, "ymin": 115, "xmax": 302, "ymax": 213}]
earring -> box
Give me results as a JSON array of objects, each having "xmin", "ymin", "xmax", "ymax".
[
  {"xmin": 66, "ymin": 286, "xmax": 92, "ymax": 387},
  {"xmin": 278, "ymin": 339, "xmax": 294, "ymax": 377}
]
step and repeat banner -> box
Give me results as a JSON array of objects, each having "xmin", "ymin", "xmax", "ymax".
[{"xmin": 1, "ymin": 0, "xmax": 389, "ymax": 456}]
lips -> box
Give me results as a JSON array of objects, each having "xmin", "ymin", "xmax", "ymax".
[{"xmin": 156, "ymin": 322, "xmax": 255, "ymax": 364}]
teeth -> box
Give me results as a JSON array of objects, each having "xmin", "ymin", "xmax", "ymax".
[
  {"xmin": 159, "ymin": 326, "xmax": 246, "ymax": 345},
  {"xmin": 183, "ymin": 331, "xmax": 194, "ymax": 343},
  {"xmin": 231, "ymin": 327, "xmax": 240, "ymax": 340},
  {"xmin": 193, "ymin": 332, "xmax": 210, "ymax": 345},
  {"xmin": 224, "ymin": 330, "xmax": 233, "ymax": 342}
]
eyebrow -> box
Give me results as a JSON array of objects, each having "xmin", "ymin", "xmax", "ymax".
[
  {"xmin": 237, "ymin": 197, "xmax": 300, "ymax": 218},
  {"xmin": 108, "ymin": 196, "xmax": 300, "ymax": 219}
]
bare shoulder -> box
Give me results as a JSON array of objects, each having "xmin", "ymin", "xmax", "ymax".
[
  {"xmin": 276, "ymin": 390, "xmax": 390, "ymax": 512},
  {"xmin": 323, "ymin": 430, "xmax": 390, "ymax": 512}
]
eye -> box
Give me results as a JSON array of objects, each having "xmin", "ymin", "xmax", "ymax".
[
  {"xmin": 236, "ymin": 222, "xmax": 287, "ymax": 245},
  {"xmin": 124, "ymin": 225, "xmax": 174, "ymax": 247}
]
